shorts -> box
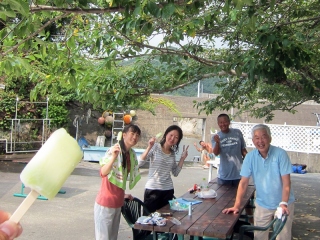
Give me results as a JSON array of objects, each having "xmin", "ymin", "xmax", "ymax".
[
  {"xmin": 217, "ymin": 178, "xmax": 240, "ymax": 187},
  {"xmin": 144, "ymin": 189, "xmax": 174, "ymax": 213}
]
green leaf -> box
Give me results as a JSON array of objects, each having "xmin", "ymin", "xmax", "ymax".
[
  {"xmin": 0, "ymin": 10, "xmax": 16, "ymax": 18},
  {"xmin": 8, "ymin": 0, "xmax": 29, "ymax": 16},
  {"xmin": 248, "ymin": 15, "xmax": 256, "ymax": 30},
  {"xmin": 141, "ymin": 21, "xmax": 153, "ymax": 35},
  {"xmin": 41, "ymin": 45, "xmax": 47, "ymax": 59},
  {"xmin": 35, "ymin": 37, "xmax": 47, "ymax": 45},
  {"xmin": 235, "ymin": 65, "xmax": 242, "ymax": 76},
  {"xmin": 34, "ymin": 54, "xmax": 42, "ymax": 59},
  {"xmin": 187, "ymin": 28, "xmax": 196, "ymax": 38},
  {"xmin": 268, "ymin": 34, "xmax": 276, "ymax": 43},
  {"xmin": 78, "ymin": 0, "xmax": 87, "ymax": 6},
  {"xmin": 30, "ymin": 89, "xmax": 36, "ymax": 101},
  {"xmin": 92, "ymin": 93, "xmax": 100, "ymax": 102},
  {"xmin": 114, "ymin": 91, "xmax": 120, "ymax": 100},
  {"xmin": 16, "ymin": 57, "xmax": 31, "ymax": 72},
  {"xmin": 282, "ymin": 39, "xmax": 290, "ymax": 47},
  {"xmin": 270, "ymin": 0, "xmax": 276, "ymax": 9},
  {"xmin": 243, "ymin": 0, "xmax": 253, "ymax": 5},
  {"xmin": 230, "ymin": 10, "xmax": 237, "ymax": 21},
  {"xmin": 25, "ymin": 55, "xmax": 35, "ymax": 61},
  {"xmin": 147, "ymin": 2, "xmax": 160, "ymax": 17},
  {"xmin": 0, "ymin": 12, "xmax": 6, "ymax": 21},
  {"xmin": 67, "ymin": 36, "xmax": 76, "ymax": 50},
  {"xmin": 235, "ymin": 0, "xmax": 244, "ymax": 10},
  {"xmin": 223, "ymin": 0, "xmax": 231, "ymax": 13},
  {"xmin": 162, "ymin": 3, "xmax": 175, "ymax": 19},
  {"xmin": 69, "ymin": 75, "xmax": 77, "ymax": 86},
  {"xmin": 315, "ymin": 80, "xmax": 320, "ymax": 89},
  {"xmin": 258, "ymin": 34, "xmax": 268, "ymax": 46},
  {"xmin": 204, "ymin": 14, "xmax": 211, "ymax": 22},
  {"xmin": 133, "ymin": 6, "xmax": 141, "ymax": 16},
  {"xmin": 53, "ymin": 0, "xmax": 65, "ymax": 7},
  {"xmin": 4, "ymin": 60, "xmax": 12, "ymax": 72},
  {"xmin": 105, "ymin": 60, "xmax": 111, "ymax": 70}
]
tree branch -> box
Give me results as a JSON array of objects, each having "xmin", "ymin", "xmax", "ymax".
[
  {"xmin": 30, "ymin": 5, "xmax": 124, "ymax": 14},
  {"xmin": 128, "ymin": 41, "xmax": 226, "ymax": 65}
]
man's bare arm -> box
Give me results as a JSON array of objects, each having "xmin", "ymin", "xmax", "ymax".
[{"xmin": 222, "ymin": 177, "xmax": 250, "ymax": 214}]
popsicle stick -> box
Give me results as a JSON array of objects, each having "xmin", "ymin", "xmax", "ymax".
[{"xmin": 10, "ymin": 189, "xmax": 39, "ymax": 223}]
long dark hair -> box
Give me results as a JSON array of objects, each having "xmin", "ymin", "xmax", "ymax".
[
  {"xmin": 119, "ymin": 124, "xmax": 141, "ymax": 169},
  {"xmin": 159, "ymin": 125, "xmax": 183, "ymax": 153}
]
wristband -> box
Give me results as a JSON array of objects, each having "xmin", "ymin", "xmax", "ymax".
[{"xmin": 279, "ymin": 201, "xmax": 288, "ymax": 206}]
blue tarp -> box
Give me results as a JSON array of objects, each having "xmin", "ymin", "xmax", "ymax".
[{"xmin": 292, "ymin": 164, "xmax": 307, "ymax": 174}]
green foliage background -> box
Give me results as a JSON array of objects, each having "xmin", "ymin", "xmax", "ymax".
[{"xmin": 1, "ymin": 0, "xmax": 320, "ymax": 128}]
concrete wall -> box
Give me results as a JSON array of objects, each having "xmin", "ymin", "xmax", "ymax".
[{"xmin": 286, "ymin": 151, "xmax": 320, "ymax": 173}]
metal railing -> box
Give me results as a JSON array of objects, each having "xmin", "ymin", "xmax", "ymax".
[{"xmin": 3, "ymin": 97, "xmax": 51, "ymax": 153}]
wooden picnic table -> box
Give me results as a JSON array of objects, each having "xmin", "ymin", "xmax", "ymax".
[{"xmin": 134, "ymin": 178, "xmax": 255, "ymax": 240}]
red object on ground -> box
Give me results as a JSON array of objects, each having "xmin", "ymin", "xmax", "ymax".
[{"xmin": 98, "ymin": 117, "xmax": 105, "ymax": 125}]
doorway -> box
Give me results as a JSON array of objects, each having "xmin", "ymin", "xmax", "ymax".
[{"xmin": 175, "ymin": 117, "xmax": 206, "ymax": 162}]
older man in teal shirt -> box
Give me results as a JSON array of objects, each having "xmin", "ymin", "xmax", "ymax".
[{"xmin": 222, "ymin": 124, "xmax": 295, "ymax": 240}]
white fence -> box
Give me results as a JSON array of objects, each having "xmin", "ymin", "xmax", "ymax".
[{"xmin": 231, "ymin": 122, "xmax": 320, "ymax": 154}]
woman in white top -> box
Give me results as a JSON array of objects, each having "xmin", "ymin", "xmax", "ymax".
[{"xmin": 139, "ymin": 125, "xmax": 189, "ymax": 213}]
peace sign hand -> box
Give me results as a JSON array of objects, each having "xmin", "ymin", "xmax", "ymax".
[{"xmin": 180, "ymin": 145, "xmax": 189, "ymax": 160}]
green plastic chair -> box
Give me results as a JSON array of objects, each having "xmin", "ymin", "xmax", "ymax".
[
  {"xmin": 240, "ymin": 196, "xmax": 255, "ymax": 223},
  {"xmin": 203, "ymin": 214, "xmax": 287, "ymax": 240},
  {"xmin": 121, "ymin": 197, "xmax": 172, "ymax": 240},
  {"xmin": 237, "ymin": 214, "xmax": 288, "ymax": 240}
]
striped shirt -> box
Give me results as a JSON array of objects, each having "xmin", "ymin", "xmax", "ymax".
[{"xmin": 139, "ymin": 143, "xmax": 182, "ymax": 190}]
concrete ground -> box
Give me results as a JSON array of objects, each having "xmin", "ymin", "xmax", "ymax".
[{"xmin": 0, "ymin": 157, "xmax": 319, "ymax": 240}]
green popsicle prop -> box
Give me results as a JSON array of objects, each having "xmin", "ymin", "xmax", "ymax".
[
  {"xmin": 155, "ymin": 132, "xmax": 162, "ymax": 139},
  {"xmin": 117, "ymin": 131, "xmax": 123, "ymax": 157},
  {"xmin": 117, "ymin": 131, "xmax": 123, "ymax": 142},
  {"xmin": 99, "ymin": 131, "xmax": 122, "ymax": 166},
  {"xmin": 10, "ymin": 128, "xmax": 83, "ymax": 223}
]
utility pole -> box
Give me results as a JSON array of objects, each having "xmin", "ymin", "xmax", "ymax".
[{"xmin": 227, "ymin": 78, "xmax": 234, "ymax": 116}]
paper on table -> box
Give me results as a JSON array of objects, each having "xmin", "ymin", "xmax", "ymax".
[{"xmin": 195, "ymin": 189, "xmax": 217, "ymax": 199}]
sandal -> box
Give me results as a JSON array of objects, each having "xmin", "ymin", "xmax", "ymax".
[{"xmin": 202, "ymin": 165, "xmax": 209, "ymax": 169}]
